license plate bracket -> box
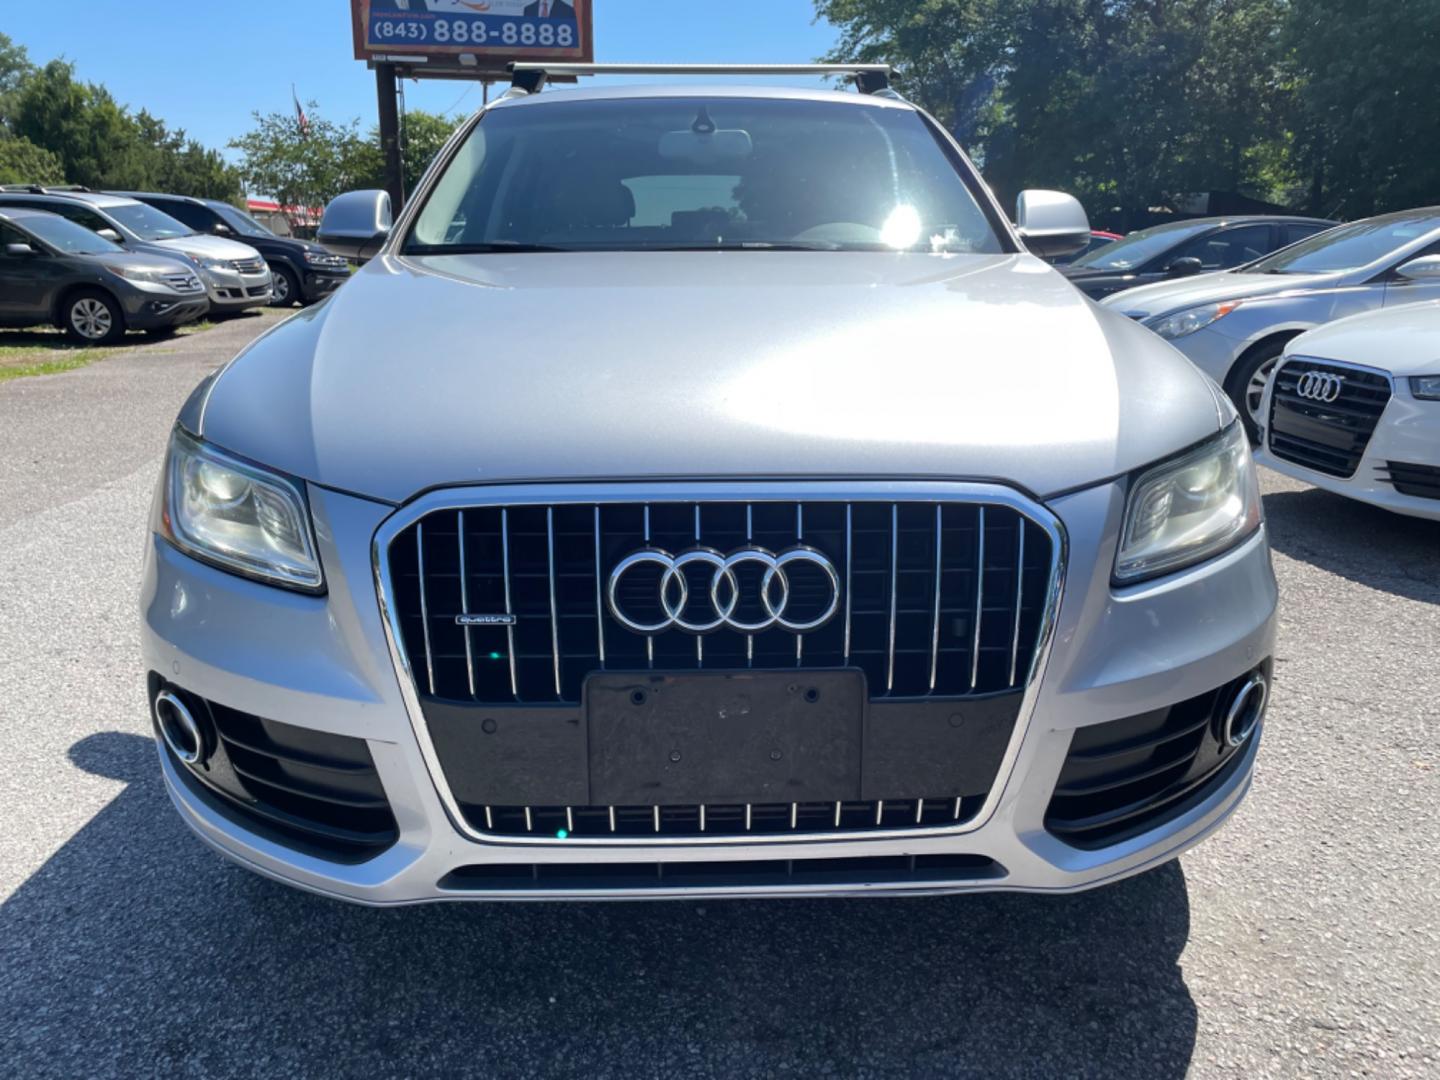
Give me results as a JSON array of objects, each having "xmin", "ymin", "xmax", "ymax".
[{"xmin": 585, "ymin": 669, "xmax": 866, "ymax": 807}]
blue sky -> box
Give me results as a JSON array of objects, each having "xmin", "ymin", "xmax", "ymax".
[{"xmin": 5, "ymin": 2, "xmax": 839, "ymax": 156}]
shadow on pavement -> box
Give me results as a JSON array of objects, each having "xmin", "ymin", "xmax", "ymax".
[
  {"xmin": 1263, "ymin": 487, "xmax": 1440, "ymax": 604},
  {"xmin": 2, "ymin": 732, "xmax": 1198, "ymax": 1079}
]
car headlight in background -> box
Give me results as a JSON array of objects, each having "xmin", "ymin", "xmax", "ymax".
[
  {"xmin": 1409, "ymin": 375, "xmax": 1440, "ymax": 400},
  {"xmin": 303, "ymin": 249, "xmax": 347, "ymax": 268},
  {"xmin": 111, "ymin": 265, "xmax": 170, "ymax": 284},
  {"xmin": 1115, "ymin": 422, "xmax": 1262, "ymax": 583},
  {"xmin": 1147, "ymin": 301, "xmax": 1240, "ymax": 341},
  {"xmin": 162, "ymin": 428, "xmax": 324, "ymax": 591}
]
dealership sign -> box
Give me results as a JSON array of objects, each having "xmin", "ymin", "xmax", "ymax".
[{"xmin": 351, "ymin": 0, "xmax": 593, "ymax": 70}]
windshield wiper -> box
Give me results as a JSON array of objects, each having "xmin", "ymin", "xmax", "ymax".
[
  {"xmin": 406, "ymin": 241, "xmax": 574, "ymax": 254},
  {"xmin": 649, "ymin": 241, "xmax": 846, "ymax": 252}
]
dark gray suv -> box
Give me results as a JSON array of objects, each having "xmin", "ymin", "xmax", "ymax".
[{"xmin": 0, "ymin": 208, "xmax": 208, "ymax": 343}]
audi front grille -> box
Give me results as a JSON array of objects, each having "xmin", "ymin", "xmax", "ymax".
[
  {"xmin": 377, "ymin": 487, "xmax": 1063, "ymax": 844},
  {"xmin": 1268, "ymin": 358, "xmax": 1392, "ymax": 477}
]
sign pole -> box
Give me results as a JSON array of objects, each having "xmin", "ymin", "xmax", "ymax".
[{"xmin": 375, "ymin": 61, "xmax": 405, "ymax": 212}]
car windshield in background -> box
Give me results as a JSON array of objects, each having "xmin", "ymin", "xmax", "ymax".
[
  {"xmin": 1250, "ymin": 213, "xmax": 1440, "ymax": 274},
  {"xmin": 1070, "ymin": 221, "xmax": 1211, "ymax": 271},
  {"xmin": 214, "ymin": 204, "xmax": 274, "ymax": 239},
  {"xmin": 19, "ymin": 213, "xmax": 123, "ymax": 254},
  {"xmin": 105, "ymin": 201, "xmax": 196, "ymax": 241},
  {"xmin": 407, "ymin": 96, "xmax": 1004, "ymax": 254}
]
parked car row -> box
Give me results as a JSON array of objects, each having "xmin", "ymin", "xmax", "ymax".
[
  {"xmin": 0, "ymin": 185, "xmax": 350, "ymax": 342},
  {"xmin": 1092, "ymin": 207, "xmax": 1440, "ymax": 522}
]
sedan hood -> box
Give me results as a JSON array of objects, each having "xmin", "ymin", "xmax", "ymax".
[
  {"xmin": 155, "ymin": 234, "xmax": 263, "ymax": 262},
  {"xmin": 1103, "ymin": 270, "xmax": 1338, "ymax": 318},
  {"xmin": 198, "ymin": 251, "xmax": 1225, "ymax": 504},
  {"xmin": 1288, "ymin": 299, "xmax": 1440, "ymax": 375},
  {"xmin": 90, "ymin": 252, "xmax": 194, "ymax": 276}
]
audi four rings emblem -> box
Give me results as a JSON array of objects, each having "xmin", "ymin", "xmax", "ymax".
[
  {"xmin": 1294, "ymin": 370, "xmax": 1346, "ymax": 403},
  {"xmin": 607, "ymin": 546, "xmax": 841, "ymax": 634}
]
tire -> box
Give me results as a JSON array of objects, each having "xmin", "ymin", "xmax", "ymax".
[
  {"xmin": 1224, "ymin": 338, "xmax": 1287, "ymax": 443},
  {"xmin": 269, "ymin": 264, "xmax": 300, "ymax": 307},
  {"xmin": 61, "ymin": 289, "xmax": 126, "ymax": 345}
]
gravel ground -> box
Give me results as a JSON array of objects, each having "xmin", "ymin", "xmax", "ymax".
[{"xmin": 0, "ymin": 311, "xmax": 1436, "ymax": 1079}]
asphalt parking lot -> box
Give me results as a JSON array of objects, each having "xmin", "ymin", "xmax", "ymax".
[{"xmin": 1, "ymin": 311, "xmax": 1437, "ymax": 1079}]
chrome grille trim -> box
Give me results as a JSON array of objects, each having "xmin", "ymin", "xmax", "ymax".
[
  {"xmin": 373, "ymin": 481, "xmax": 1068, "ymax": 849},
  {"xmin": 458, "ymin": 510, "xmax": 475, "ymax": 697},
  {"xmin": 971, "ymin": 506, "xmax": 985, "ymax": 690},
  {"xmin": 230, "ymin": 257, "xmax": 265, "ymax": 274}
]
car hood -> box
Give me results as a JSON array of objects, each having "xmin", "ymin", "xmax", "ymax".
[
  {"xmin": 1287, "ymin": 299, "xmax": 1440, "ymax": 375},
  {"xmin": 197, "ymin": 251, "xmax": 1226, "ymax": 504},
  {"xmin": 1102, "ymin": 270, "xmax": 1338, "ymax": 318},
  {"xmin": 89, "ymin": 251, "xmax": 194, "ymax": 276},
  {"xmin": 154, "ymin": 234, "xmax": 263, "ymax": 261}
]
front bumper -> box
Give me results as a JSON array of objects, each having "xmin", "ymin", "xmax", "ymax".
[
  {"xmin": 1256, "ymin": 378, "xmax": 1440, "ymax": 522},
  {"xmin": 119, "ymin": 288, "xmax": 210, "ymax": 330},
  {"xmin": 140, "ymin": 481, "xmax": 1278, "ymax": 903},
  {"xmin": 301, "ymin": 268, "xmax": 349, "ymax": 302},
  {"xmin": 198, "ymin": 266, "xmax": 273, "ymax": 311}
]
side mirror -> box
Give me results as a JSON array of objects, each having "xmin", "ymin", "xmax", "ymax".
[
  {"xmin": 1166, "ymin": 256, "xmax": 1204, "ymax": 279},
  {"xmin": 318, "ymin": 190, "xmax": 392, "ymax": 263},
  {"xmin": 1395, "ymin": 254, "xmax": 1440, "ymax": 281},
  {"xmin": 1015, "ymin": 190, "xmax": 1091, "ymax": 260},
  {"xmin": 4, "ymin": 242, "xmax": 37, "ymax": 256},
  {"xmin": 96, "ymin": 228, "xmax": 123, "ymax": 243},
  {"xmin": 212, "ymin": 221, "xmax": 234, "ymax": 236}
]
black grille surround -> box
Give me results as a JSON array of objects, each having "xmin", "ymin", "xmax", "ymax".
[
  {"xmin": 150, "ymin": 675, "xmax": 398, "ymax": 861},
  {"xmin": 1044, "ymin": 662, "xmax": 1270, "ymax": 849},
  {"xmin": 1267, "ymin": 358, "xmax": 1392, "ymax": 478},
  {"xmin": 1379, "ymin": 460, "xmax": 1440, "ymax": 501},
  {"xmin": 379, "ymin": 490, "xmax": 1063, "ymax": 843}
]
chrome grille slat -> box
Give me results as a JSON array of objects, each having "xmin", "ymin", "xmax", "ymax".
[
  {"xmin": 415, "ymin": 522, "xmax": 435, "ymax": 694},
  {"xmin": 458, "ymin": 510, "xmax": 475, "ymax": 698},
  {"xmin": 593, "ymin": 507, "xmax": 606, "ymax": 668},
  {"xmin": 1009, "ymin": 524, "xmax": 1025, "ymax": 686},
  {"xmin": 928, "ymin": 504, "xmax": 942, "ymax": 691},
  {"xmin": 885, "ymin": 503, "xmax": 898, "ymax": 694},
  {"xmin": 501, "ymin": 509, "xmax": 518, "ymax": 698},
  {"xmin": 971, "ymin": 506, "xmax": 985, "ymax": 690},
  {"xmin": 546, "ymin": 507, "xmax": 562, "ymax": 699}
]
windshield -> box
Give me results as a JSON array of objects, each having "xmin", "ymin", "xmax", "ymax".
[
  {"xmin": 19, "ymin": 214, "xmax": 123, "ymax": 255},
  {"xmin": 105, "ymin": 201, "xmax": 196, "ymax": 241},
  {"xmin": 1070, "ymin": 220, "xmax": 1212, "ymax": 270},
  {"xmin": 214, "ymin": 203, "xmax": 274, "ymax": 239},
  {"xmin": 407, "ymin": 96, "xmax": 1004, "ymax": 254},
  {"xmin": 1248, "ymin": 213, "xmax": 1440, "ymax": 274}
]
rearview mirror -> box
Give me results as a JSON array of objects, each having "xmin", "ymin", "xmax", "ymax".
[
  {"xmin": 1395, "ymin": 254, "xmax": 1440, "ymax": 281},
  {"xmin": 318, "ymin": 189, "xmax": 392, "ymax": 263},
  {"xmin": 1166, "ymin": 256, "xmax": 1204, "ymax": 278},
  {"xmin": 96, "ymin": 228, "xmax": 123, "ymax": 243},
  {"xmin": 1015, "ymin": 190, "xmax": 1090, "ymax": 260},
  {"xmin": 658, "ymin": 127, "xmax": 753, "ymax": 165},
  {"xmin": 4, "ymin": 242, "xmax": 37, "ymax": 256}
]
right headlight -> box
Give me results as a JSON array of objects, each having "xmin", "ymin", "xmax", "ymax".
[
  {"xmin": 1114, "ymin": 422, "xmax": 1262, "ymax": 583},
  {"xmin": 161, "ymin": 428, "xmax": 324, "ymax": 592},
  {"xmin": 1147, "ymin": 301, "xmax": 1239, "ymax": 340}
]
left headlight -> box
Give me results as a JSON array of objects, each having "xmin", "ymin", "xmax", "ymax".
[
  {"xmin": 162, "ymin": 428, "xmax": 324, "ymax": 592},
  {"xmin": 303, "ymin": 249, "xmax": 346, "ymax": 268},
  {"xmin": 1409, "ymin": 375, "xmax": 1440, "ymax": 401},
  {"xmin": 1115, "ymin": 422, "xmax": 1262, "ymax": 584},
  {"xmin": 1147, "ymin": 301, "xmax": 1240, "ymax": 341}
]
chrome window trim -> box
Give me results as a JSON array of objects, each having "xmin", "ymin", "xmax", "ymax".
[{"xmin": 372, "ymin": 480, "xmax": 1068, "ymax": 849}]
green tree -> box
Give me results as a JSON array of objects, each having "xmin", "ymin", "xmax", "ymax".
[
  {"xmin": 816, "ymin": 0, "xmax": 1298, "ymax": 228},
  {"xmin": 1286, "ymin": 0, "xmax": 1440, "ymax": 217},
  {"xmin": 393, "ymin": 109, "xmax": 461, "ymax": 194},
  {"xmin": 229, "ymin": 103, "xmax": 377, "ymax": 224},
  {"xmin": 0, "ymin": 133, "xmax": 63, "ymax": 185}
]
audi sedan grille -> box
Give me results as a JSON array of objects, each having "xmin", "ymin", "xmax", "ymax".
[
  {"xmin": 1268, "ymin": 359, "xmax": 1392, "ymax": 478},
  {"xmin": 387, "ymin": 500, "xmax": 1056, "ymax": 704}
]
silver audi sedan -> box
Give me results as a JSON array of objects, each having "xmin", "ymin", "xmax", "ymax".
[{"xmin": 140, "ymin": 71, "xmax": 1277, "ymax": 903}]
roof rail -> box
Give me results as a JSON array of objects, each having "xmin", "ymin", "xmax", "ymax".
[
  {"xmin": 0, "ymin": 184, "xmax": 49, "ymax": 194},
  {"xmin": 507, "ymin": 62, "xmax": 894, "ymax": 96},
  {"xmin": 41, "ymin": 184, "xmax": 93, "ymax": 193}
]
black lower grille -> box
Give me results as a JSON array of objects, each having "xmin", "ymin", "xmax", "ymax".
[
  {"xmin": 1044, "ymin": 663, "xmax": 1269, "ymax": 849},
  {"xmin": 439, "ymin": 853, "xmax": 1003, "ymax": 892},
  {"xmin": 151, "ymin": 675, "xmax": 398, "ymax": 860},
  {"xmin": 1268, "ymin": 360, "xmax": 1391, "ymax": 477},
  {"xmin": 1381, "ymin": 460, "xmax": 1440, "ymax": 500}
]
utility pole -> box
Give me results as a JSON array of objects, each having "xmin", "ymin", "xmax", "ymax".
[{"xmin": 375, "ymin": 62, "xmax": 405, "ymax": 211}]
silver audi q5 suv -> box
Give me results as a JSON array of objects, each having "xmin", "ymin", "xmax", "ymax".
[{"xmin": 140, "ymin": 66, "xmax": 1277, "ymax": 903}]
